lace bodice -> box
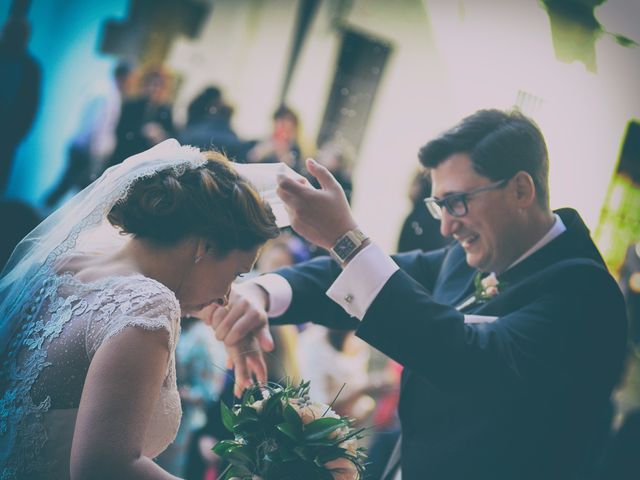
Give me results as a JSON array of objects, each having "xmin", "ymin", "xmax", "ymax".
[{"xmin": 0, "ymin": 272, "xmax": 182, "ymax": 479}]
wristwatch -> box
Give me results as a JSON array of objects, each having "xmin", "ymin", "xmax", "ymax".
[{"xmin": 329, "ymin": 228, "xmax": 369, "ymax": 265}]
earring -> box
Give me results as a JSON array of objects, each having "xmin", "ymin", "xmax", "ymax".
[{"xmin": 194, "ymin": 255, "xmax": 203, "ymax": 264}]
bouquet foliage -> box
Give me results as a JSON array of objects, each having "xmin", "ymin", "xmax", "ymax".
[{"xmin": 213, "ymin": 380, "xmax": 366, "ymax": 480}]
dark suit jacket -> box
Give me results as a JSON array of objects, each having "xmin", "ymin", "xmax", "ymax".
[
  {"xmin": 107, "ymin": 97, "xmax": 174, "ymax": 168},
  {"xmin": 272, "ymin": 208, "xmax": 627, "ymax": 479}
]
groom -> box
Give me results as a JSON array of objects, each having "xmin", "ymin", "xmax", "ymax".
[{"xmin": 212, "ymin": 109, "xmax": 627, "ymax": 479}]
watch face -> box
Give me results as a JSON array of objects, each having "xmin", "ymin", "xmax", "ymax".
[{"xmin": 334, "ymin": 237, "xmax": 357, "ymax": 259}]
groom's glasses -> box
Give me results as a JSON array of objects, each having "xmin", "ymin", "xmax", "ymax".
[{"xmin": 424, "ymin": 178, "xmax": 510, "ymax": 220}]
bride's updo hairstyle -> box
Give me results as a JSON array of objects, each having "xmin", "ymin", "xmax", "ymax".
[{"xmin": 108, "ymin": 151, "xmax": 279, "ymax": 255}]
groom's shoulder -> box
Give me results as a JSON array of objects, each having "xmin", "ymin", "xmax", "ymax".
[{"xmin": 530, "ymin": 257, "xmax": 621, "ymax": 302}]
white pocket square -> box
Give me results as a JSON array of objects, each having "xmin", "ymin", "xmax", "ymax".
[{"xmin": 464, "ymin": 314, "xmax": 499, "ymax": 324}]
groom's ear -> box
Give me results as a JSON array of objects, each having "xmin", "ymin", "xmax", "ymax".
[{"xmin": 512, "ymin": 171, "xmax": 536, "ymax": 208}]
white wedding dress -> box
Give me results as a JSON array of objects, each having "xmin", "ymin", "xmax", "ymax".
[
  {"xmin": 1, "ymin": 270, "xmax": 182, "ymax": 479},
  {"xmin": 0, "ymin": 139, "xmax": 294, "ymax": 480}
]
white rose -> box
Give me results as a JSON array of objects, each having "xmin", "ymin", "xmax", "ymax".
[
  {"xmin": 249, "ymin": 399, "xmax": 265, "ymax": 413},
  {"xmin": 481, "ymin": 273, "xmax": 499, "ymax": 289},
  {"xmin": 290, "ymin": 400, "xmax": 340, "ymax": 424},
  {"xmin": 485, "ymin": 285, "xmax": 499, "ymax": 297}
]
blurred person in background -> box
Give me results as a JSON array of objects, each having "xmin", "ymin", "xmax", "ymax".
[
  {"xmin": 183, "ymin": 376, "xmax": 235, "ymax": 480},
  {"xmin": 0, "ymin": 199, "xmax": 41, "ymax": 270},
  {"xmin": 364, "ymin": 359, "xmax": 403, "ymax": 480},
  {"xmin": 594, "ymin": 240, "xmax": 640, "ymax": 479},
  {"xmin": 178, "ymin": 86, "xmax": 242, "ymax": 159},
  {"xmin": 45, "ymin": 62, "xmax": 132, "ymax": 207},
  {"xmin": 0, "ymin": 14, "xmax": 41, "ymax": 196},
  {"xmin": 397, "ymin": 168, "xmax": 448, "ymax": 253},
  {"xmin": 618, "ymin": 241, "xmax": 640, "ymax": 346},
  {"xmin": 105, "ymin": 67, "xmax": 175, "ymax": 169},
  {"xmin": 245, "ymin": 105, "xmax": 302, "ymax": 173},
  {"xmin": 296, "ymin": 325, "xmax": 380, "ymax": 423}
]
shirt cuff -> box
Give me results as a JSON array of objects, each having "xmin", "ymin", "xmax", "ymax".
[
  {"xmin": 252, "ymin": 273, "xmax": 293, "ymax": 318},
  {"xmin": 326, "ymin": 243, "xmax": 399, "ymax": 320}
]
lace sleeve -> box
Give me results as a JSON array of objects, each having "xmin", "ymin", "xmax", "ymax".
[{"xmin": 85, "ymin": 276, "xmax": 181, "ymax": 362}]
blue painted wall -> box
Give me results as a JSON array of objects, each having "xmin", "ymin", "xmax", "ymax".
[{"xmin": 1, "ymin": 0, "xmax": 128, "ymax": 206}]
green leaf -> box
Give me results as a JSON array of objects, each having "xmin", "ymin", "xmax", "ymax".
[
  {"xmin": 237, "ymin": 406, "xmax": 259, "ymax": 420},
  {"xmin": 294, "ymin": 445, "xmax": 312, "ymax": 461},
  {"xmin": 613, "ymin": 33, "xmax": 639, "ymax": 48},
  {"xmin": 315, "ymin": 446, "xmax": 347, "ymax": 464},
  {"xmin": 277, "ymin": 422, "xmax": 301, "ymax": 441},
  {"xmin": 225, "ymin": 445, "xmax": 256, "ymax": 469},
  {"xmin": 220, "ymin": 401, "xmax": 235, "ymax": 433},
  {"xmin": 234, "ymin": 406, "xmax": 260, "ymax": 430},
  {"xmin": 212, "ymin": 439, "xmax": 241, "ymax": 456},
  {"xmin": 304, "ymin": 417, "xmax": 347, "ymax": 441},
  {"xmin": 334, "ymin": 427, "xmax": 367, "ymax": 445},
  {"xmin": 278, "ymin": 447, "xmax": 298, "ymax": 462},
  {"xmin": 283, "ymin": 403, "xmax": 303, "ymax": 433},
  {"xmin": 222, "ymin": 464, "xmax": 253, "ymax": 480}
]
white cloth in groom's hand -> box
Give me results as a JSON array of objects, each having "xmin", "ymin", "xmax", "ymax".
[{"xmin": 232, "ymin": 162, "xmax": 305, "ymax": 228}]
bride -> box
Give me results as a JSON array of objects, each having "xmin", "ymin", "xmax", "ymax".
[{"xmin": 0, "ymin": 140, "xmax": 279, "ymax": 479}]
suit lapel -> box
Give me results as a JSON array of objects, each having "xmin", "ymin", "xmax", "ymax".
[{"xmin": 433, "ymin": 245, "xmax": 477, "ymax": 307}]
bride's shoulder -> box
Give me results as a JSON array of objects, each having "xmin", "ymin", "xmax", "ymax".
[
  {"xmin": 83, "ymin": 275, "xmax": 181, "ymax": 358},
  {"xmin": 55, "ymin": 253, "xmax": 179, "ymax": 315},
  {"xmin": 104, "ymin": 274, "xmax": 180, "ymax": 319}
]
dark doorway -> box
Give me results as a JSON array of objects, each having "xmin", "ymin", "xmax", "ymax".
[{"xmin": 317, "ymin": 28, "xmax": 392, "ymax": 154}]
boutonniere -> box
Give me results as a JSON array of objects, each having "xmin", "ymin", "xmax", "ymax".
[
  {"xmin": 455, "ymin": 272, "xmax": 507, "ymax": 311},
  {"xmin": 474, "ymin": 272, "xmax": 504, "ymax": 301}
]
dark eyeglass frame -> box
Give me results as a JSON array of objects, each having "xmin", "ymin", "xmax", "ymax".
[{"xmin": 423, "ymin": 178, "xmax": 510, "ymax": 220}]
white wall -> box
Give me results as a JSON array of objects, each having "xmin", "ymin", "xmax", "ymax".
[
  {"xmin": 166, "ymin": 0, "xmax": 640, "ymax": 251},
  {"xmin": 167, "ymin": 0, "xmax": 298, "ymax": 138}
]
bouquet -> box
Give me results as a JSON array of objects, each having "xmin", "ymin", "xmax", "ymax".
[{"xmin": 213, "ymin": 380, "xmax": 367, "ymax": 480}]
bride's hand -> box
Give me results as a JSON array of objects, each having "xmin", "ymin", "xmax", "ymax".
[
  {"xmin": 200, "ymin": 282, "xmax": 275, "ymax": 397},
  {"xmin": 204, "ymin": 282, "xmax": 274, "ymax": 351},
  {"xmin": 225, "ymin": 334, "xmax": 267, "ymax": 397}
]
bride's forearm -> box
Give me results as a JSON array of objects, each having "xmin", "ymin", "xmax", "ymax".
[
  {"xmin": 72, "ymin": 455, "xmax": 181, "ymax": 480},
  {"xmin": 127, "ymin": 456, "xmax": 182, "ymax": 480}
]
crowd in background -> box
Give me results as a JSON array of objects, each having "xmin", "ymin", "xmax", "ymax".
[{"xmin": 2, "ymin": 55, "xmax": 640, "ymax": 480}]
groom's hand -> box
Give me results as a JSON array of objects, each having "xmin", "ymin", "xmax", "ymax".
[{"xmin": 277, "ymin": 158, "xmax": 357, "ymax": 250}]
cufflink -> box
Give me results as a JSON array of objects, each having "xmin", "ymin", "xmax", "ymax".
[{"xmin": 344, "ymin": 294, "xmax": 354, "ymax": 304}]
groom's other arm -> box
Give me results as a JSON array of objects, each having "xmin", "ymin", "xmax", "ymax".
[{"xmin": 356, "ymin": 259, "xmax": 627, "ymax": 396}]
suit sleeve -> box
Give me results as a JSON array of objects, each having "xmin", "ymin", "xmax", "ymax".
[
  {"xmin": 355, "ymin": 262, "xmax": 627, "ymax": 395},
  {"xmin": 271, "ymin": 247, "xmax": 448, "ymax": 329}
]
